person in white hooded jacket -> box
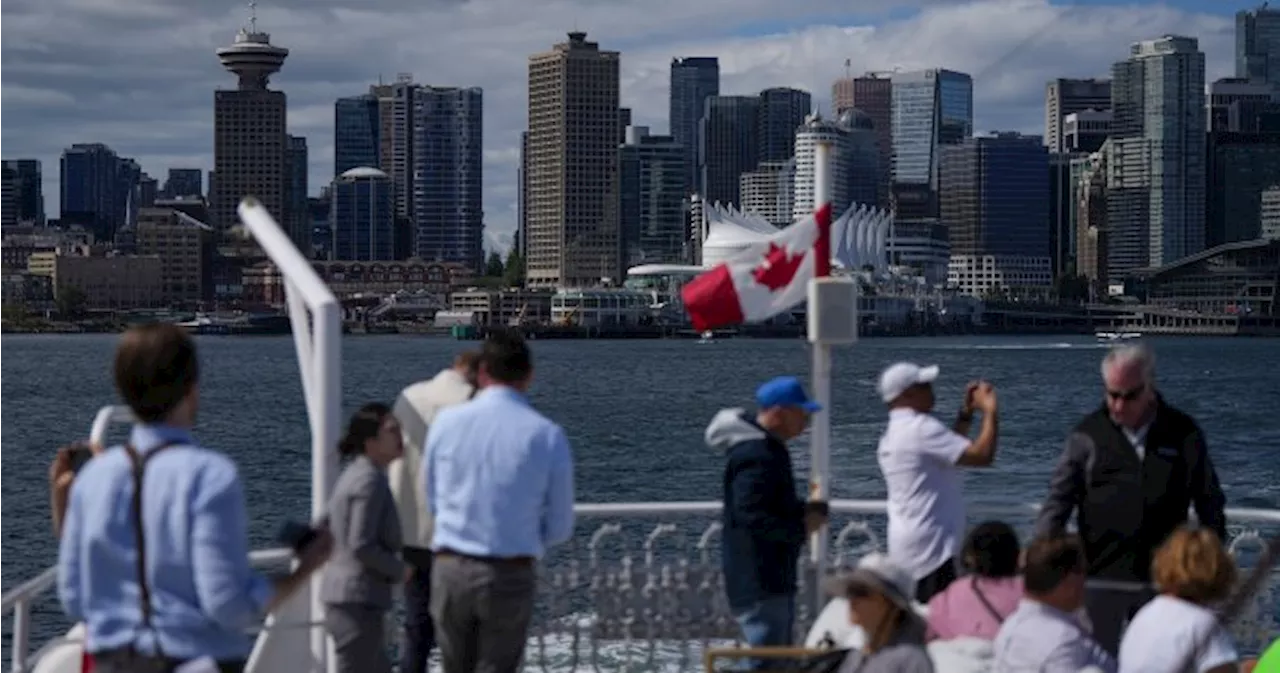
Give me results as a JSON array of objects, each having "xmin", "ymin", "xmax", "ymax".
[{"xmin": 387, "ymin": 351, "xmax": 479, "ymax": 673}]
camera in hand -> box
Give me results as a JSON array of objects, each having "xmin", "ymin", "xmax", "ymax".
[
  {"xmin": 277, "ymin": 521, "xmax": 321, "ymax": 554},
  {"xmin": 67, "ymin": 445, "xmax": 94, "ymax": 474}
]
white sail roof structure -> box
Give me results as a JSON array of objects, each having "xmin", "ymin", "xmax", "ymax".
[
  {"xmin": 700, "ymin": 201, "xmax": 893, "ymax": 272},
  {"xmin": 830, "ymin": 203, "xmax": 893, "ymax": 272},
  {"xmin": 700, "ymin": 202, "xmax": 780, "ymax": 268}
]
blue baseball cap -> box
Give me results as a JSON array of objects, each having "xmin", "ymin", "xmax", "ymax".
[{"xmin": 756, "ymin": 376, "xmax": 822, "ymax": 413}]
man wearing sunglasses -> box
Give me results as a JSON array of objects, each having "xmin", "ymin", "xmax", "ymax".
[{"xmin": 1035, "ymin": 344, "xmax": 1226, "ymax": 657}]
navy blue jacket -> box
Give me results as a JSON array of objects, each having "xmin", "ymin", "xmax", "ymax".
[{"xmin": 707, "ymin": 408, "xmax": 806, "ymax": 610}]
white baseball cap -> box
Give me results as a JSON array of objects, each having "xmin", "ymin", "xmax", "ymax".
[{"xmin": 878, "ymin": 362, "xmax": 939, "ymax": 403}]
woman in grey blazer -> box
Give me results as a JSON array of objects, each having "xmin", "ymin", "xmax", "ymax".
[{"xmin": 322, "ymin": 403, "xmax": 409, "ymax": 673}]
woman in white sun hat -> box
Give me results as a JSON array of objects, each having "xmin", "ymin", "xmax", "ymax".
[{"xmin": 822, "ymin": 552, "xmax": 935, "ymax": 673}]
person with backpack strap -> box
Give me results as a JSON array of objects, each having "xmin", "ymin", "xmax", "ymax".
[{"xmin": 57, "ymin": 324, "xmax": 332, "ymax": 673}]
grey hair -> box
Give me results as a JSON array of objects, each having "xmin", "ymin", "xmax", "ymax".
[{"xmin": 1101, "ymin": 344, "xmax": 1156, "ymax": 383}]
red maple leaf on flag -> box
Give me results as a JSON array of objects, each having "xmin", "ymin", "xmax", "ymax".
[{"xmin": 751, "ymin": 242, "xmax": 806, "ymax": 291}]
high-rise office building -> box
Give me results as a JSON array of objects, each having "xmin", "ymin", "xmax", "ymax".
[
  {"xmin": 619, "ymin": 126, "xmax": 688, "ymax": 265},
  {"xmin": 941, "ymin": 132, "xmax": 1052, "ymax": 296},
  {"xmin": 699, "ymin": 95, "xmax": 760, "ymax": 208},
  {"xmin": 334, "ymin": 93, "xmax": 381, "ymax": 176},
  {"xmin": 331, "ymin": 167, "xmax": 395, "ymax": 261},
  {"xmin": 212, "ymin": 17, "xmax": 289, "ymax": 231},
  {"xmin": 369, "ymin": 75, "xmax": 417, "ymax": 224},
  {"xmin": 526, "ymin": 32, "xmax": 621, "ymax": 288},
  {"xmin": 412, "ymin": 86, "xmax": 484, "ymax": 271},
  {"xmin": 517, "ymin": 131, "xmax": 529, "ymax": 257},
  {"xmin": 1, "ymin": 159, "xmax": 44, "ymax": 226},
  {"xmin": 1208, "ymin": 77, "xmax": 1280, "ymax": 132},
  {"xmin": 60, "ymin": 143, "xmax": 126, "ymax": 241},
  {"xmin": 832, "ymin": 73, "xmax": 892, "ymax": 207},
  {"xmin": 1237, "ymin": 4, "xmax": 1280, "ymax": 86},
  {"xmin": 163, "ymin": 168, "xmax": 203, "ymax": 199},
  {"xmin": 1061, "ymin": 110, "xmax": 1112, "ymax": 153},
  {"xmin": 1206, "ymin": 131, "xmax": 1280, "ymax": 247},
  {"xmin": 740, "ymin": 160, "xmax": 795, "ymax": 229},
  {"xmin": 891, "ymin": 69, "xmax": 973, "ymax": 189},
  {"xmin": 1044, "ymin": 79, "xmax": 1112, "ymax": 153},
  {"xmin": 756, "ymin": 87, "xmax": 812, "ymax": 164},
  {"xmin": 287, "ymin": 135, "xmax": 310, "ymax": 253},
  {"xmin": 669, "ymin": 57, "xmax": 719, "ymax": 193},
  {"xmin": 1108, "ymin": 35, "xmax": 1206, "ymax": 276},
  {"xmin": 791, "ymin": 112, "xmax": 879, "ymax": 220}
]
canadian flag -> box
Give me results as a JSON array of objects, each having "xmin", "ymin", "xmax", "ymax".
[{"xmin": 681, "ymin": 203, "xmax": 832, "ymax": 332}]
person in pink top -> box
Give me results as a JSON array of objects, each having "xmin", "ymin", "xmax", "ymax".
[{"xmin": 926, "ymin": 521, "xmax": 1023, "ymax": 641}]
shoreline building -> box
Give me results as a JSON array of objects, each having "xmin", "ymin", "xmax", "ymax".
[
  {"xmin": 212, "ymin": 14, "xmax": 289, "ymax": 236},
  {"xmin": 525, "ymin": 32, "xmax": 622, "ymax": 288}
]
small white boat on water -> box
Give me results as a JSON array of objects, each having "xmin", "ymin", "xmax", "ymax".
[
  {"xmin": 1095, "ymin": 330, "xmax": 1142, "ymax": 342},
  {"xmin": 697, "ymin": 330, "xmax": 715, "ymax": 344}
]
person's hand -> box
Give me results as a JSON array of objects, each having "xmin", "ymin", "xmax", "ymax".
[
  {"xmin": 804, "ymin": 509, "xmax": 828, "ymax": 535},
  {"xmin": 962, "ymin": 381, "xmax": 980, "ymax": 415},
  {"xmin": 973, "ymin": 382, "xmax": 997, "ymax": 413},
  {"xmin": 295, "ymin": 529, "xmax": 334, "ymax": 574},
  {"xmin": 404, "ymin": 566, "xmax": 416, "ymax": 584},
  {"xmin": 49, "ymin": 441, "xmax": 100, "ymax": 492}
]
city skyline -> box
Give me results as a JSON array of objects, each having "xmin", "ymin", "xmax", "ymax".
[{"xmin": 1, "ymin": 0, "xmax": 1241, "ymax": 253}]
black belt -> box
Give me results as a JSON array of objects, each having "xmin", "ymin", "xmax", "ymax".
[{"xmin": 436, "ymin": 548, "xmax": 534, "ymax": 567}]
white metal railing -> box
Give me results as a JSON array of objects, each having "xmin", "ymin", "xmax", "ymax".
[
  {"xmin": 7, "ymin": 500, "xmax": 1278, "ymax": 672},
  {"xmin": 237, "ymin": 198, "xmax": 341, "ymax": 673}
]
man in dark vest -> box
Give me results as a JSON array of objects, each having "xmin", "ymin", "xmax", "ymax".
[{"xmin": 1036, "ymin": 343, "xmax": 1226, "ymax": 656}]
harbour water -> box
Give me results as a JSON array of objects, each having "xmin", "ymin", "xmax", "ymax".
[{"xmin": 4, "ymin": 334, "xmax": 1280, "ymax": 661}]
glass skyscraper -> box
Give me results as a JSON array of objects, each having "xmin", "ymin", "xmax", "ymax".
[
  {"xmin": 334, "ymin": 94, "xmax": 381, "ymax": 176},
  {"xmin": 412, "ymin": 86, "xmax": 484, "ymax": 271},
  {"xmin": 891, "ymin": 69, "xmax": 973, "ymax": 189},
  {"xmin": 331, "ymin": 167, "xmax": 395, "ymax": 261}
]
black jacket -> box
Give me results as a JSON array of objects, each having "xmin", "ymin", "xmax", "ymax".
[
  {"xmin": 707, "ymin": 408, "xmax": 806, "ymax": 609},
  {"xmin": 1035, "ymin": 396, "xmax": 1227, "ymax": 581}
]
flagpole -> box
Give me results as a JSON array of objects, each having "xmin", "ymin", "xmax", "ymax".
[{"xmin": 809, "ymin": 141, "xmax": 834, "ymax": 608}]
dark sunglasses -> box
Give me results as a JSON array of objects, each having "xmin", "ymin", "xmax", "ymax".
[{"xmin": 1106, "ymin": 383, "xmax": 1146, "ymax": 402}]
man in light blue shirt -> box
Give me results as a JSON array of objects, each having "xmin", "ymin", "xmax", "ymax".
[
  {"xmin": 423, "ymin": 328, "xmax": 575, "ymax": 673},
  {"xmin": 57, "ymin": 324, "xmax": 331, "ymax": 673},
  {"xmin": 993, "ymin": 533, "xmax": 1116, "ymax": 673}
]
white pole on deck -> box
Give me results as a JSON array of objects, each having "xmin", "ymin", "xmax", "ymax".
[
  {"xmin": 808, "ymin": 142, "xmax": 833, "ymax": 599},
  {"xmin": 807, "ymin": 142, "xmax": 859, "ymax": 615}
]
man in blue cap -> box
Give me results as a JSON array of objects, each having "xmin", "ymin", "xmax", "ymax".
[{"xmin": 705, "ymin": 375, "xmax": 829, "ymax": 668}]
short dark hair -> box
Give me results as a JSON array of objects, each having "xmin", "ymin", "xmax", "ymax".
[
  {"xmin": 480, "ymin": 329, "xmax": 532, "ymax": 384},
  {"xmin": 338, "ymin": 402, "xmax": 393, "ymax": 458},
  {"xmin": 114, "ymin": 323, "xmax": 200, "ymax": 423},
  {"xmin": 1023, "ymin": 533, "xmax": 1086, "ymax": 594},
  {"xmin": 962, "ymin": 521, "xmax": 1021, "ymax": 578}
]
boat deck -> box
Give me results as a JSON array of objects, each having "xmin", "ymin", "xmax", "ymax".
[{"xmin": 5, "ymin": 500, "xmax": 1278, "ymax": 673}]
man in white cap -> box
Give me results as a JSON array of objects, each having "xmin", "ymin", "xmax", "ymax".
[{"xmin": 875, "ymin": 362, "xmax": 1000, "ymax": 603}]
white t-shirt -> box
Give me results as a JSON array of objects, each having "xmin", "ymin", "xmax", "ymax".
[
  {"xmin": 1118, "ymin": 595, "xmax": 1238, "ymax": 673},
  {"xmin": 877, "ymin": 407, "xmax": 970, "ymax": 580}
]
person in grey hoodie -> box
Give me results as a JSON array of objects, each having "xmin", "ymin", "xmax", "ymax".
[{"xmin": 706, "ymin": 375, "xmax": 828, "ymax": 669}]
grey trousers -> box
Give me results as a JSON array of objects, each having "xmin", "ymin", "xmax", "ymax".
[
  {"xmin": 325, "ymin": 603, "xmax": 392, "ymax": 673},
  {"xmin": 430, "ymin": 553, "xmax": 537, "ymax": 673}
]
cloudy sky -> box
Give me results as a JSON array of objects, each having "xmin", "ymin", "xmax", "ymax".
[{"xmin": 1, "ymin": 0, "xmax": 1241, "ymax": 253}]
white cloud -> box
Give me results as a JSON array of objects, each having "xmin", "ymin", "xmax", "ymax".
[{"xmin": 1, "ymin": 0, "xmax": 1232, "ymax": 254}]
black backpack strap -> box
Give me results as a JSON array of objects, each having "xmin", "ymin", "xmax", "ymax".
[
  {"xmin": 970, "ymin": 577, "xmax": 1007, "ymax": 625},
  {"xmin": 122, "ymin": 441, "xmax": 182, "ymax": 656}
]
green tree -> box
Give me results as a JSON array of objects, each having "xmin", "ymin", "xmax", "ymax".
[
  {"xmin": 503, "ymin": 249, "xmax": 525, "ymax": 288},
  {"xmin": 484, "ymin": 251, "xmax": 505, "ymax": 278},
  {"xmin": 55, "ymin": 285, "xmax": 87, "ymax": 318}
]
